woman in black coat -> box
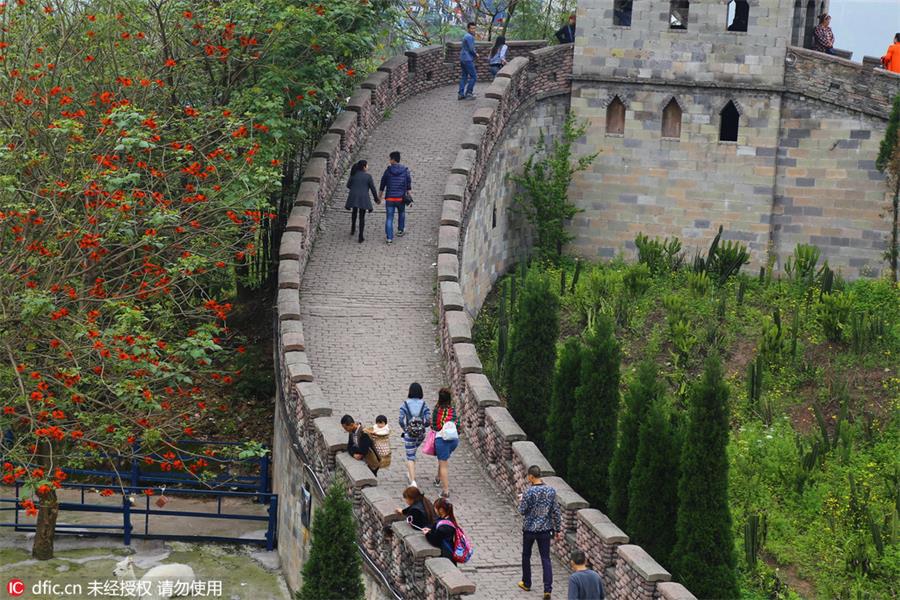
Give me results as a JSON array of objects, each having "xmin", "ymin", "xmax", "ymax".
[{"xmin": 345, "ymin": 159, "xmax": 381, "ymax": 243}]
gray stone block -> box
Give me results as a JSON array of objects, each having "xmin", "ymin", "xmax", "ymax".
[
  {"xmin": 452, "ymin": 149, "xmax": 478, "ymax": 176},
  {"xmin": 465, "ymin": 373, "xmax": 501, "ymax": 408},
  {"xmin": 295, "ymin": 181, "xmax": 319, "ymax": 207},
  {"xmin": 297, "ymin": 381, "xmax": 330, "ymax": 417},
  {"xmin": 425, "ymin": 558, "xmax": 476, "ymax": 595},
  {"xmin": 453, "ymin": 343, "xmax": 482, "ymax": 374},
  {"xmin": 301, "ymin": 157, "xmax": 327, "ymax": 183},
  {"xmin": 361, "ymin": 486, "xmax": 404, "ymax": 525},
  {"xmin": 277, "ymin": 289, "xmax": 301, "ymax": 321},
  {"xmin": 616, "ymin": 545, "xmax": 671, "ymax": 582},
  {"xmin": 278, "ymin": 259, "xmax": 301, "ymax": 289},
  {"xmin": 286, "ymin": 206, "xmax": 310, "ymax": 233},
  {"xmin": 312, "ymin": 133, "xmax": 341, "ymax": 161},
  {"xmin": 445, "ymin": 311, "xmax": 472, "ymax": 343},
  {"xmin": 438, "ymin": 254, "xmax": 460, "ymax": 282},
  {"xmin": 657, "ymin": 582, "xmax": 698, "ymax": 600},
  {"xmin": 542, "ymin": 476, "xmax": 589, "ymax": 511},
  {"xmin": 438, "ymin": 225, "xmax": 460, "ymax": 254},
  {"xmin": 361, "ymin": 70, "xmax": 389, "ymax": 90},
  {"xmin": 444, "ymin": 173, "xmax": 468, "ymax": 201},
  {"xmin": 281, "ymin": 319, "xmax": 305, "ymax": 351},
  {"xmin": 512, "ymin": 441, "xmax": 554, "ymax": 476},
  {"xmin": 440, "ymin": 281, "xmax": 465, "ymax": 311},
  {"xmin": 485, "ymin": 406, "xmax": 526, "ymax": 441},
  {"xmin": 279, "ymin": 233, "xmax": 303, "ymax": 260},
  {"xmin": 285, "ymin": 352, "xmax": 313, "ymax": 383},
  {"xmin": 441, "ymin": 199, "xmax": 462, "ymax": 226},
  {"xmin": 336, "ymin": 452, "xmax": 377, "ymax": 488},
  {"xmin": 486, "ymin": 76, "xmax": 511, "ymax": 100},
  {"xmin": 463, "ymin": 124, "xmax": 488, "ymax": 151},
  {"xmin": 314, "ymin": 417, "xmax": 348, "ymax": 452}
]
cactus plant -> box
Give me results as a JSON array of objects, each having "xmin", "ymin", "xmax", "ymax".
[
  {"xmin": 570, "ymin": 258, "xmax": 582, "ymax": 293},
  {"xmin": 559, "ymin": 269, "xmax": 567, "ymax": 297},
  {"xmin": 743, "ymin": 513, "xmax": 767, "ymax": 572},
  {"xmin": 737, "ymin": 276, "xmax": 747, "ymax": 305}
]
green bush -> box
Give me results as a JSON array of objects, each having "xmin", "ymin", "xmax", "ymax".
[
  {"xmin": 299, "ymin": 482, "xmax": 364, "ymax": 600},
  {"xmin": 673, "ymin": 356, "xmax": 739, "ymax": 598},
  {"xmin": 634, "ymin": 232, "xmax": 683, "ymax": 273},
  {"xmin": 627, "ymin": 398, "xmax": 680, "ymax": 568},
  {"xmin": 505, "ymin": 266, "xmax": 560, "ymax": 446},
  {"xmin": 567, "ymin": 315, "xmax": 621, "ymax": 509},
  {"xmin": 574, "ymin": 266, "xmax": 622, "ymax": 325},
  {"xmin": 608, "ymin": 361, "xmax": 665, "ymax": 525},
  {"xmin": 545, "ymin": 337, "xmax": 583, "ymax": 478},
  {"xmin": 818, "ymin": 291, "xmax": 855, "ymax": 342}
]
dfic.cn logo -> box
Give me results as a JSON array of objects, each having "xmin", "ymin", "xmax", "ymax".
[{"xmin": 6, "ymin": 578, "xmax": 25, "ymax": 597}]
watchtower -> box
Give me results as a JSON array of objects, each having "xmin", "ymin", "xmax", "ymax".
[{"xmin": 566, "ymin": 0, "xmax": 899, "ymax": 278}]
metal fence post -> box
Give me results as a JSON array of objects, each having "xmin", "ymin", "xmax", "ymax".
[
  {"xmin": 266, "ymin": 495, "xmax": 278, "ymax": 551},
  {"xmin": 122, "ymin": 494, "xmax": 132, "ymax": 546},
  {"xmin": 130, "ymin": 440, "xmax": 140, "ymax": 487},
  {"xmin": 258, "ymin": 450, "xmax": 270, "ymax": 502}
]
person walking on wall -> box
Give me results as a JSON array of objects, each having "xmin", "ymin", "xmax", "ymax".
[
  {"xmin": 458, "ymin": 22, "xmax": 478, "ymax": 100},
  {"xmin": 812, "ymin": 14, "xmax": 835, "ymax": 55},
  {"xmin": 431, "ymin": 387, "xmax": 460, "ymax": 499},
  {"xmin": 378, "ymin": 151, "xmax": 412, "ymax": 244},
  {"xmin": 399, "ymin": 382, "xmax": 431, "ymax": 488},
  {"xmin": 567, "ymin": 550, "xmax": 605, "ymax": 600},
  {"xmin": 395, "ymin": 486, "xmax": 436, "ymax": 529},
  {"xmin": 517, "ymin": 465, "xmax": 562, "ymax": 600},
  {"xmin": 340, "ymin": 414, "xmax": 377, "ymax": 474},
  {"xmin": 881, "ymin": 33, "xmax": 900, "ymax": 73},
  {"xmin": 489, "ymin": 35, "xmax": 509, "ymax": 78},
  {"xmin": 555, "ymin": 14, "xmax": 576, "ymax": 44},
  {"xmin": 344, "ymin": 159, "xmax": 381, "ymax": 243}
]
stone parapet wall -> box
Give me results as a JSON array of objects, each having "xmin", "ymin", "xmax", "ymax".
[
  {"xmin": 785, "ymin": 46, "xmax": 900, "ymax": 119},
  {"xmin": 433, "ymin": 42, "xmax": 698, "ymax": 600}
]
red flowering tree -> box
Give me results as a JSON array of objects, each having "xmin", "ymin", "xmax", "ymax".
[{"xmin": 0, "ymin": 0, "xmax": 385, "ymax": 559}]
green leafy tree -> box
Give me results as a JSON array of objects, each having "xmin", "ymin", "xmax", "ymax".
[
  {"xmin": 672, "ymin": 357, "xmax": 738, "ymax": 598},
  {"xmin": 510, "ymin": 112, "xmax": 597, "ymax": 264},
  {"xmin": 626, "ymin": 399, "xmax": 680, "ymax": 568},
  {"xmin": 567, "ymin": 315, "xmax": 620, "ymax": 509},
  {"xmin": 877, "ymin": 94, "xmax": 900, "ymax": 282},
  {"xmin": 608, "ymin": 360, "xmax": 664, "ymax": 525},
  {"xmin": 505, "ymin": 266, "xmax": 559, "ymax": 445},
  {"xmin": 545, "ymin": 336, "xmax": 582, "ymax": 477},
  {"xmin": 298, "ymin": 482, "xmax": 364, "ymax": 600}
]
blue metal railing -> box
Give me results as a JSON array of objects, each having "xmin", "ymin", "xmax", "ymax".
[{"xmin": 0, "ymin": 482, "xmax": 277, "ymax": 551}]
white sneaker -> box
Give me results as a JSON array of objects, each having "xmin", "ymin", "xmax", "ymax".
[
  {"xmin": 386, "ymin": 238, "xmax": 393, "ymax": 244},
  {"xmin": 410, "ymin": 480, "xmax": 417, "ymax": 489}
]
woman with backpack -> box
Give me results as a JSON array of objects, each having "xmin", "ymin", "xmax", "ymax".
[
  {"xmin": 422, "ymin": 498, "xmax": 472, "ymax": 563},
  {"xmin": 396, "ymin": 486, "xmax": 436, "ymax": 529},
  {"xmin": 431, "ymin": 388, "xmax": 460, "ymax": 499},
  {"xmin": 399, "ymin": 382, "xmax": 431, "ymax": 488}
]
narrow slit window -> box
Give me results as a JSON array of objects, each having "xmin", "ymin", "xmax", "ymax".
[
  {"xmin": 661, "ymin": 99, "xmax": 682, "ymax": 139},
  {"xmin": 720, "ymin": 101, "xmax": 740, "ymax": 142},
  {"xmin": 727, "ymin": 0, "xmax": 749, "ymax": 32},
  {"xmin": 669, "ymin": 0, "xmax": 689, "ymax": 30},
  {"xmin": 492, "ymin": 204, "xmax": 497, "ymax": 229},
  {"xmin": 606, "ymin": 97, "xmax": 625, "ymax": 135},
  {"xmin": 614, "ymin": 0, "xmax": 633, "ymax": 26}
]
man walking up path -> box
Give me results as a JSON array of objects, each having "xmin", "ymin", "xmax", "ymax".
[
  {"xmin": 518, "ymin": 465, "xmax": 562, "ymax": 599},
  {"xmin": 458, "ymin": 22, "xmax": 478, "ymax": 101}
]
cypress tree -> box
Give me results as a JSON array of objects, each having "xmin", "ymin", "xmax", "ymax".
[
  {"xmin": 505, "ymin": 265, "xmax": 560, "ymax": 445},
  {"xmin": 672, "ymin": 356, "xmax": 739, "ymax": 598},
  {"xmin": 607, "ymin": 360, "xmax": 664, "ymax": 525},
  {"xmin": 567, "ymin": 315, "xmax": 621, "ymax": 509},
  {"xmin": 626, "ymin": 399, "xmax": 680, "ymax": 568},
  {"xmin": 298, "ymin": 482, "xmax": 364, "ymax": 600},
  {"xmin": 545, "ymin": 336, "xmax": 583, "ymax": 478}
]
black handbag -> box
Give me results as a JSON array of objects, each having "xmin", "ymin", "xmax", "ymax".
[{"xmin": 403, "ymin": 191, "xmax": 413, "ymax": 206}]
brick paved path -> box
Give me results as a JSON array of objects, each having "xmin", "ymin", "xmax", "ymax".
[{"xmin": 299, "ymin": 85, "xmax": 570, "ymax": 599}]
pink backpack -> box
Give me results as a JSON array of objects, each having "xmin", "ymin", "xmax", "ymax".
[{"xmin": 436, "ymin": 519, "xmax": 474, "ymax": 563}]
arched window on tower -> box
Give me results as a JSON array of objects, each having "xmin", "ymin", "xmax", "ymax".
[
  {"xmin": 614, "ymin": 0, "xmax": 633, "ymax": 26},
  {"xmin": 719, "ymin": 101, "xmax": 740, "ymax": 142},
  {"xmin": 803, "ymin": 0, "xmax": 817, "ymax": 48},
  {"xmin": 661, "ymin": 99, "xmax": 682, "ymax": 139},
  {"xmin": 727, "ymin": 0, "xmax": 749, "ymax": 32},
  {"xmin": 669, "ymin": 0, "xmax": 689, "ymax": 30},
  {"xmin": 606, "ymin": 97, "xmax": 625, "ymax": 135}
]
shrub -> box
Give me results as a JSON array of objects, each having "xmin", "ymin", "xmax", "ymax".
[
  {"xmin": 627, "ymin": 398, "xmax": 680, "ymax": 568},
  {"xmin": 818, "ymin": 291, "xmax": 855, "ymax": 342},
  {"xmin": 608, "ymin": 361, "xmax": 665, "ymax": 525},
  {"xmin": 672, "ymin": 356, "xmax": 739, "ymax": 598},
  {"xmin": 574, "ymin": 266, "xmax": 622, "ymax": 325},
  {"xmin": 505, "ymin": 266, "xmax": 560, "ymax": 446},
  {"xmin": 299, "ymin": 482, "xmax": 364, "ymax": 600},
  {"xmin": 634, "ymin": 232, "xmax": 683, "ymax": 273},
  {"xmin": 567, "ymin": 315, "xmax": 621, "ymax": 509},
  {"xmin": 623, "ymin": 263, "xmax": 652, "ymax": 297},
  {"xmin": 510, "ymin": 112, "xmax": 597, "ymax": 263},
  {"xmin": 545, "ymin": 337, "xmax": 583, "ymax": 478},
  {"xmin": 686, "ymin": 271, "xmax": 711, "ymax": 297},
  {"xmin": 784, "ymin": 244, "xmax": 823, "ymax": 284}
]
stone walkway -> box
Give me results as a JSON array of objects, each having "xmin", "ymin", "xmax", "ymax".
[{"xmin": 299, "ymin": 85, "xmax": 569, "ymax": 599}]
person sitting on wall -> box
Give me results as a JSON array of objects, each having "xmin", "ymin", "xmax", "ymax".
[
  {"xmin": 812, "ymin": 14, "xmax": 835, "ymax": 55},
  {"xmin": 881, "ymin": 33, "xmax": 900, "ymax": 73},
  {"xmin": 341, "ymin": 414, "xmax": 376, "ymax": 474}
]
